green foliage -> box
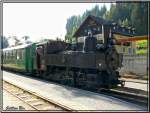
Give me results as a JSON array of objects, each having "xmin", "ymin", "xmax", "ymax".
[
  {"xmin": 131, "ymin": 3, "xmax": 148, "ymax": 35},
  {"xmin": 122, "ymin": 18, "xmax": 129, "ymax": 27},
  {"xmin": 136, "ymin": 40, "xmax": 147, "ymax": 47},
  {"xmin": 136, "ymin": 49, "xmax": 147, "ymax": 55},
  {"xmin": 136, "ymin": 40, "xmax": 147, "ymax": 55},
  {"xmin": 65, "ymin": 3, "xmax": 148, "ymax": 43},
  {"xmin": 65, "ymin": 5, "xmax": 107, "ymax": 43}
]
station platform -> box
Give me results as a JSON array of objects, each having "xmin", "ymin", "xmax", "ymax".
[
  {"xmin": 120, "ymin": 78, "xmax": 148, "ymax": 91},
  {"xmin": 3, "ymin": 71, "xmax": 147, "ymax": 111}
]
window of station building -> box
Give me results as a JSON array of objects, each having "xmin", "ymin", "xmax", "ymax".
[
  {"xmin": 97, "ymin": 26, "xmax": 102, "ymax": 33},
  {"xmin": 113, "ymin": 26, "xmax": 116, "ymax": 30},
  {"xmin": 128, "ymin": 48, "xmax": 132, "ymax": 54},
  {"xmin": 123, "ymin": 42, "xmax": 131, "ymax": 46},
  {"xmin": 77, "ymin": 37, "xmax": 84, "ymax": 43},
  {"xmin": 98, "ymin": 40, "xmax": 103, "ymax": 44},
  {"xmin": 122, "ymin": 47, "xmax": 126, "ymax": 53},
  {"xmin": 84, "ymin": 29, "xmax": 87, "ymax": 34},
  {"xmin": 133, "ymin": 48, "xmax": 136, "ymax": 54},
  {"xmin": 116, "ymin": 42, "xmax": 121, "ymax": 45}
]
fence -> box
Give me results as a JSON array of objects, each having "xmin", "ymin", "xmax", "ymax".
[{"xmin": 120, "ymin": 54, "xmax": 148, "ymax": 76}]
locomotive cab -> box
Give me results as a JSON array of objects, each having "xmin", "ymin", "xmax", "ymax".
[{"xmin": 83, "ymin": 30, "xmax": 97, "ymax": 52}]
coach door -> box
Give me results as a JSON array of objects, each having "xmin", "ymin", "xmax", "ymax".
[{"xmin": 36, "ymin": 46, "xmax": 43, "ymax": 70}]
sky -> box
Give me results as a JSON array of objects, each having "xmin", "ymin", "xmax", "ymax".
[{"xmin": 3, "ymin": 3, "xmax": 111, "ymax": 45}]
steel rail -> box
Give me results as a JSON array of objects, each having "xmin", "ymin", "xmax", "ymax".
[
  {"xmin": 3, "ymin": 81, "xmax": 76, "ymax": 111},
  {"xmin": 98, "ymin": 87, "xmax": 148, "ymax": 107}
]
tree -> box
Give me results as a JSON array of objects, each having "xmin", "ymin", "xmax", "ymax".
[
  {"xmin": 65, "ymin": 3, "xmax": 148, "ymax": 42},
  {"xmin": 1, "ymin": 36, "xmax": 9, "ymax": 49},
  {"xmin": 65, "ymin": 5, "xmax": 107, "ymax": 43},
  {"xmin": 122, "ymin": 18, "xmax": 129, "ymax": 27},
  {"xmin": 104, "ymin": 3, "xmax": 116, "ymax": 20},
  {"xmin": 22, "ymin": 36, "xmax": 30, "ymax": 41},
  {"xmin": 13, "ymin": 36, "xmax": 22, "ymax": 45},
  {"xmin": 100, "ymin": 5, "xmax": 107, "ymax": 18},
  {"xmin": 22, "ymin": 36, "xmax": 32, "ymax": 44},
  {"xmin": 131, "ymin": 3, "xmax": 148, "ymax": 35}
]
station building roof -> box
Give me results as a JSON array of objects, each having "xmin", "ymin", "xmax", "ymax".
[
  {"xmin": 116, "ymin": 35, "xmax": 148, "ymax": 43},
  {"xmin": 73, "ymin": 15, "xmax": 135, "ymax": 37}
]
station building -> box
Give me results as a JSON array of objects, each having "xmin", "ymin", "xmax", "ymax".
[{"xmin": 73, "ymin": 15, "xmax": 148, "ymax": 56}]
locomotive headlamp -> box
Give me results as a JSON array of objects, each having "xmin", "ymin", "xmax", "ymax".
[{"xmin": 99, "ymin": 63, "xmax": 102, "ymax": 67}]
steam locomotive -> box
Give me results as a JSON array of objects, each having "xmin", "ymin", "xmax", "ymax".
[{"xmin": 2, "ymin": 15, "xmax": 135, "ymax": 89}]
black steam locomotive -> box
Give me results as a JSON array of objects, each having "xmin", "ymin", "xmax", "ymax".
[
  {"xmin": 34, "ymin": 15, "xmax": 134, "ymax": 88},
  {"xmin": 3, "ymin": 15, "xmax": 135, "ymax": 89}
]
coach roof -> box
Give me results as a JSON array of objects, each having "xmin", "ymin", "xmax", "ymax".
[{"xmin": 3, "ymin": 43, "xmax": 33, "ymax": 52}]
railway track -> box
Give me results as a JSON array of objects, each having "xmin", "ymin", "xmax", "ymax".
[
  {"xmin": 3, "ymin": 70, "xmax": 148, "ymax": 110},
  {"xmin": 120, "ymin": 78, "xmax": 148, "ymax": 84},
  {"xmin": 98, "ymin": 86, "xmax": 148, "ymax": 107},
  {"xmin": 3, "ymin": 81, "xmax": 75, "ymax": 111}
]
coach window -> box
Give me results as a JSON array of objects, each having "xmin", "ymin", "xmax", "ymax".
[
  {"xmin": 11, "ymin": 51, "xmax": 13, "ymax": 59},
  {"xmin": 9, "ymin": 51, "xmax": 11, "ymax": 59},
  {"xmin": 22, "ymin": 49, "xmax": 24, "ymax": 59},
  {"xmin": 15, "ymin": 50, "xmax": 16, "ymax": 59},
  {"xmin": 8, "ymin": 51, "xmax": 10, "ymax": 59},
  {"xmin": 16, "ymin": 50, "xmax": 17, "ymax": 59},
  {"xmin": 11, "ymin": 50, "xmax": 14, "ymax": 59},
  {"xmin": 5, "ymin": 52, "xmax": 6, "ymax": 60},
  {"xmin": 17, "ymin": 50, "xmax": 20, "ymax": 60},
  {"xmin": 19, "ymin": 49, "xmax": 23, "ymax": 59},
  {"xmin": 5, "ymin": 52, "xmax": 7, "ymax": 59},
  {"xmin": 7, "ymin": 52, "xmax": 9, "ymax": 59},
  {"xmin": 5, "ymin": 52, "xmax": 7, "ymax": 60}
]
